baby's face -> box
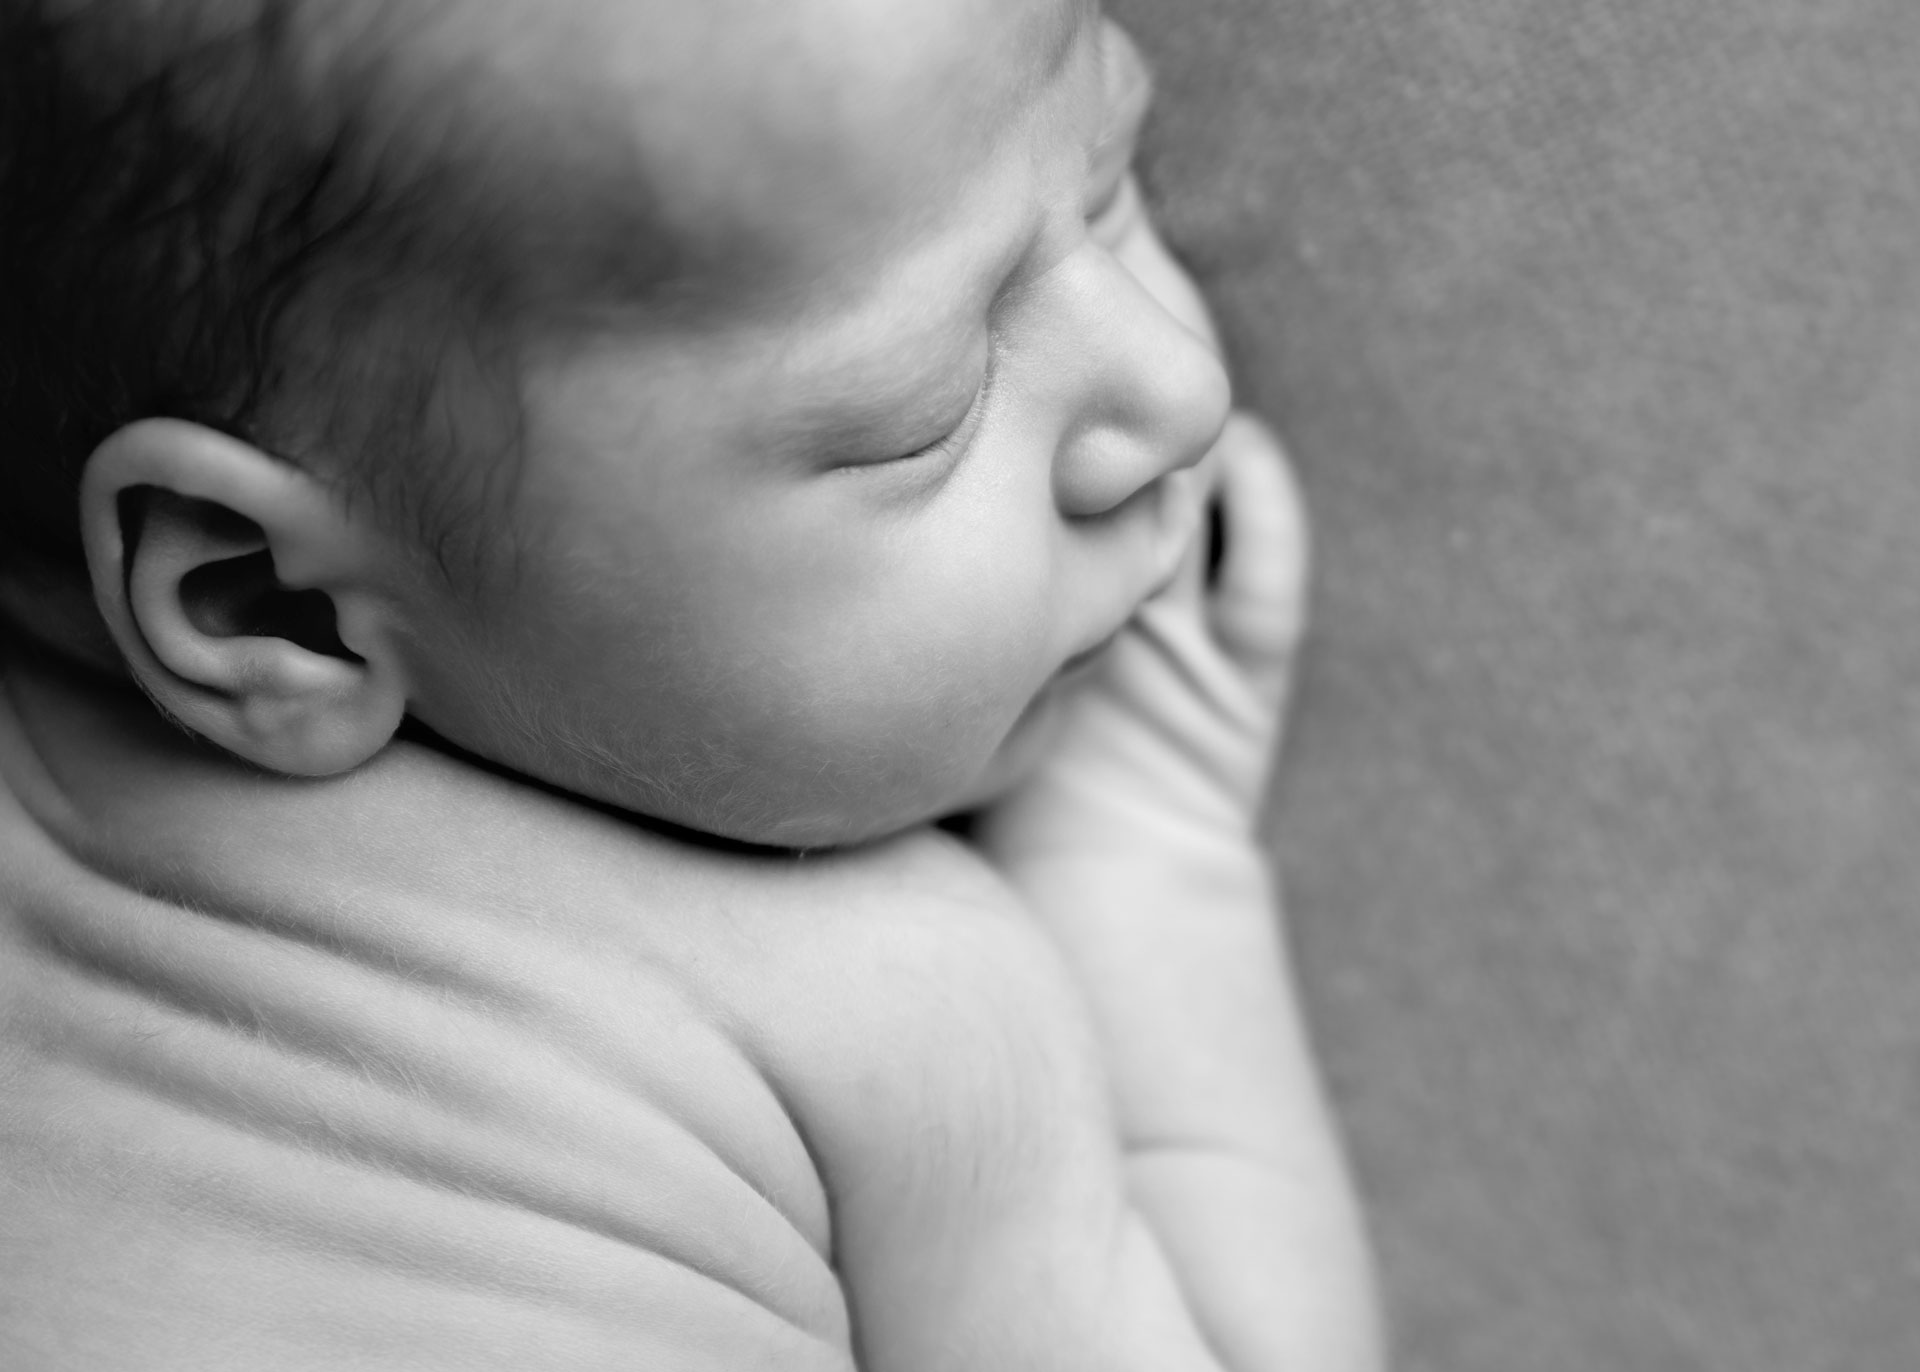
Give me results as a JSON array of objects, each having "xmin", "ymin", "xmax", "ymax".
[{"xmin": 401, "ymin": 0, "xmax": 1230, "ymax": 847}]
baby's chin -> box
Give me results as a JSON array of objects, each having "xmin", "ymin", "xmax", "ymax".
[
  {"xmin": 442, "ymin": 654, "xmax": 1086, "ymax": 854},
  {"xmin": 649, "ymin": 681, "xmax": 1074, "ymax": 854},
  {"xmin": 792, "ymin": 676, "xmax": 1078, "ymax": 849},
  {"xmin": 937, "ymin": 677, "xmax": 1073, "ymax": 815},
  {"xmin": 701, "ymin": 731, "xmax": 1061, "ymax": 853}
]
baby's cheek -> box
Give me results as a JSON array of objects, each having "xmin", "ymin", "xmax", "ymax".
[
  {"xmin": 816, "ymin": 572, "xmax": 1054, "ymax": 792},
  {"xmin": 821, "ymin": 588, "xmax": 1050, "ymax": 758},
  {"xmin": 911, "ymin": 555, "xmax": 1056, "ymax": 704},
  {"xmin": 693, "ymin": 614, "xmax": 1035, "ymax": 843}
]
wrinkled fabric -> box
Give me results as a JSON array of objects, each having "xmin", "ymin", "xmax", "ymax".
[{"xmin": 1113, "ymin": 0, "xmax": 1920, "ymax": 1365}]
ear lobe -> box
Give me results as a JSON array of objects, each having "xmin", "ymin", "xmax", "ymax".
[{"xmin": 81, "ymin": 419, "xmax": 410, "ymax": 776}]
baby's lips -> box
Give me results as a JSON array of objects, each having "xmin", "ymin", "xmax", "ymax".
[{"xmin": 1055, "ymin": 623, "xmax": 1125, "ymax": 681}]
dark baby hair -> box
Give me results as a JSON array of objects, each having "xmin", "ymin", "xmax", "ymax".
[{"xmin": 0, "ymin": 0, "xmax": 685, "ymax": 589}]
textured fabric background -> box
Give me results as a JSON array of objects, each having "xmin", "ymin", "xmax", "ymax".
[{"xmin": 1108, "ymin": 0, "xmax": 1920, "ymax": 1365}]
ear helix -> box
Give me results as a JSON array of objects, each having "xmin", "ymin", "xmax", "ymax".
[{"xmin": 80, "ymin": 419, "xmax": 409, "ymax": 776}]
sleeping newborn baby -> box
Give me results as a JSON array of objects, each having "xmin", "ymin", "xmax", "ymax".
[{"xmin": 0, "ymin": 0, "xmax": 1379, "ymax": 1368}]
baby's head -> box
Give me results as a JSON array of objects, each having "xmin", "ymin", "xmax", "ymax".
[{"xmin": 0, "ymin": 0, "xmax": 1228, "ymax": 847}]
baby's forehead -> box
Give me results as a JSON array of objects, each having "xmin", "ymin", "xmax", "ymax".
[
  {"xmin": 421, "ymin": 0, "xmax": 1099, "ymax": 297},
  {"xmin": 491, "ymin": 0, "xmax": 1095, "ymax": 134}
]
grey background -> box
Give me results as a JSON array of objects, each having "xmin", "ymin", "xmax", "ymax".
[{"xmin": 1111, "ymin": 0, "xmax": 1920, "ymax": 1365}]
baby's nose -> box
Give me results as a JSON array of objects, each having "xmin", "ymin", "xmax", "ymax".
[{"xmin": 1048, "ymin": 248, "xmax": 1230, "ymax": 520}]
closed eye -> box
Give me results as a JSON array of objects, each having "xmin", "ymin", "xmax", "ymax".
[{"xmin": 848, "ymin": 366, "xmax": 993, "ymax": 476}]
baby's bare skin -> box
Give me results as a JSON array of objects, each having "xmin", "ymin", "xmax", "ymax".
[
  {"xmin": 2, "ymin": 419, "xmax": 1376, "ymax": 1371},
  {"xmin": 0, "ymin": 0, "xmax": 1380, "ymax": 1364},
  {"xmin": 5, "ymin": 655, "xmax": 1210, "ymax": 1371}
]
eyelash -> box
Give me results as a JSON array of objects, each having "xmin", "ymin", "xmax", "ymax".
[
  {"xmin": 882, "ymin": 362, "xmax": 994, "ymax": 468},
  {"xmin": 891, "ymin": 419, "xmax": 969, "ymax": 466}
]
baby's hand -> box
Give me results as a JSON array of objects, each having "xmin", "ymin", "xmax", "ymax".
[
  {"xmin": 979, "ymin": 409, "xmax": 1307, "ymax": 872},
  {"xmin": 971, "ymin": 413, "xmax": 1381, "ymax": 1372}
]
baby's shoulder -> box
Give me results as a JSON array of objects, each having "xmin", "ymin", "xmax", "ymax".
[
  {"xmin": 704, "ymin": 825, "xmax": 1111, "ymax": 1182},
  {"xmin": 702, "ymin": 824, "xmax": 1071, "ymax": 1031},
  {"xmin": 347, "ymin": 745, "xmax": 1097, "ymax": 1163}
]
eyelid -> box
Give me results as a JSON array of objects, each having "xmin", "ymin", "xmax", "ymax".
[
  {"xmin": 847, "ymin": 364, "xmax": 993, "ymax": 476},
  {"xmin": 904, "ymin": 370, "xmax": 991, "ymax": 463}
]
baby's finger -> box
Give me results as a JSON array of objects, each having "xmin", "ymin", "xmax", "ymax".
[{"xmin": 1207, "ymin": 412, "xmax": 1309, "ymax": 705}]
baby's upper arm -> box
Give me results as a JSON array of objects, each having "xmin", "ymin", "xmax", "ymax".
[{"xmin": 732, "ymin": 833, "xmax": 1223, "ymax": 1372}]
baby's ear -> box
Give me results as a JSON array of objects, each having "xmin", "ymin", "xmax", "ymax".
[{"xmin": 80, "ymin": 419, "xmax": 411, "ymax": 776}]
